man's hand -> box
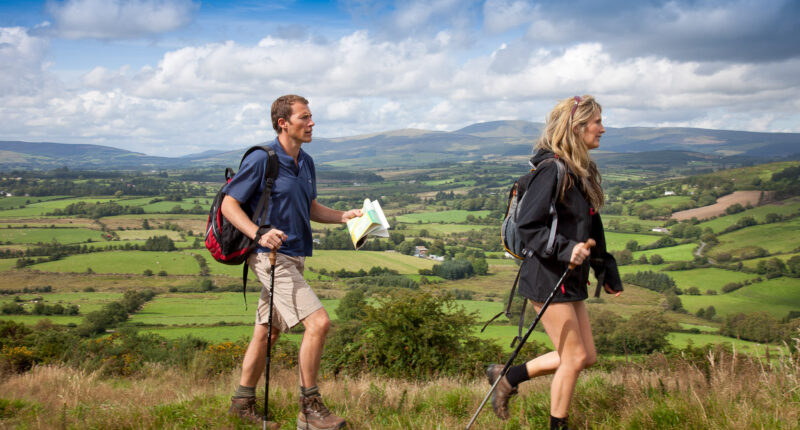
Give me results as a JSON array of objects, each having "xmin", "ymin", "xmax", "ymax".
[
  {"xmin": 258, "ymin": 228, "xmax": 287, "ymax": 250},
  {"xmin": 340, "ymin": 209, "xmax": 362, "ymax": 223}
]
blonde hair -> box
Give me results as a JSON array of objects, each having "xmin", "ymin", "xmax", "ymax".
[{"xmin": 535, "ymin": 95, "xmax": 604, "ymax": 208}]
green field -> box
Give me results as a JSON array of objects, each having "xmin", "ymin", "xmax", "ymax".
[
  {"xmin": 632, "ymin": 243, "xmax": 697, "ymax": 262},
  {"xmin": 0, "ymin": 258, "xmax": 17, "ymax": 271},
  {"xmin": 142, "ymin": 325, "xmax": 304, "ymax": 344},
  {"xmin": 741, "ymin": 253, "xmax": 800, "ymax": 270},
  {"xmin": 665, "ymin": 267, "xmax": 762, "ymax": 292},
  {"xmin": 305, "ymin": 250, "xmax": 436, "ymax": 274},
  {"xmin": 680, "ymin": 277, "xmax": 800, "ymax": 318},
  {"xmin": 400, "ymin": 223, "xmax": 494, "ymax": 235},
  {"xmin": 0, "ymin": 197, "xmax": 119, "ymax": 217},
  {"xmin": 116, "ymin": 229, "xmax": 184, "ymax": 241},
  {"xmin": 604, "ymin": 231, "xmax": 662, "ymax": 252},
  {"xmin": 602, "ymin": 215, "xmax": 666, "ymax": 232},
  {"xmin": 0, "ymin": 196, "xmax": 68, "ymax": 210},
  {"xmin": 104, "ymin": 213, "xmax": 206, "ymax": 221},
  {"xmin": 668, "ymin": 332, "xmax": 785, "ymax": 354},
  {"xmin": 30, "ymin": 251, "xmax": 202, "ymax": 275},
  {"xmin": 0, "ymin": 292, "xmax": 123, "ymax": 325},
  {"xmin": 396, "ymin": 210, "xmax": 491, "ymax": 223},
  {"xmin": 713, "ymin": 218, "xmax": 800, "ymax": 256},
  {"xmin": 0, "ymin": 227, "xmax": 106, "ymax": 245},
  {"xmin": 696, "ymin": 197, "xmax": 800, "ymax": 233},
  {"xmin": 635, "ymin": 195, "xmax": 693, "ymax": 210}
]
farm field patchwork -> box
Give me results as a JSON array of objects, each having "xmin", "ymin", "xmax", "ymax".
[
  {"xmin": 602, "ymin": 215, "xmax": 665, "ymax": 232},
  {"xmin": 400, "ymin": 223, "xmax": 495, "ymax": 235},
  {"xmin": 696, "ymin": 197, "xmax": 800, "ymax": 232},
  {"xmin": 305, "ymin": 250, "xmax": 437, "ymax": 274},
  {"xmin": 665, "ymin": 267, "xmax": 762, "ymax": 292},
  {"xmin": 712, "ymin": 217, "xmax": 800, "ymax": 256},
  {"xmin": 0, "ymin": 197, "xmax": 119, "ymax": 217},
  {"xmin": 395, "ymin": 210, "xmax": 491, "ymax": 224},
  {"xmin": 0, "ymin": 227, "xmax": 106, "ymax": 244},
  {"xmin": 635, "ymin": 195, "xmax": 693, "ymax": 210},
  {"xmin": 632, "ymin": 243, "xmax": 697, "ymax": 262},
  {"xmin": 0, "ymin": 258, "xmax": 17, "ymax": 271},
  {"xmin": 679, "ymin": 277, "xmax": 800, "ymax": 319},
  {"xmin": 741, "ymin": 252, "xmax": 800, "ymax": 270},
  {"xmin": 604, "ymin": 231, "xmax": 662, "ymax": 252},
  {"xmin": 0, "ymin": 196, "xmax": 69, "ymax": 209},
  {"xmin": 29, "ymin": 250, "xmax": 203, "ymax": 275},
  {"xmin": 115, "ymin": 229, "xmax": 184, "ymax": 241},
  {"xmin": 668, "ymin": 332, "xmax": 785, "ymax": 355}
]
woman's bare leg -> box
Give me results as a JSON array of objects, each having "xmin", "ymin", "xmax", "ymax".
[{"xmin": 535, "ymin": 301, "xmax": 588, "ymax": 418}]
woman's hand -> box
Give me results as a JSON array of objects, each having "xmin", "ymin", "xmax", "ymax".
[
  {"xmin": 603, "ymin": 283, "xmax": 621, "ymax": 297},
  {"xmin": 570, "ymin": 242, "xmax": 591, "ymax": 267}
]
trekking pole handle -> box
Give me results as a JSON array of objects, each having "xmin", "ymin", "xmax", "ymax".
[
  {"xmin": 269, "ymin": 247, "xmax": 277, "ymax": 266},
  {"xmin": 568, "ymin": 239, "xmax": 595, "ymax": 270}
]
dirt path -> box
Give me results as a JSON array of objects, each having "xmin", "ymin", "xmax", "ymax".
[{"xmin": 671, "ymin": 190, "xmax": 762, "ymax": 221}]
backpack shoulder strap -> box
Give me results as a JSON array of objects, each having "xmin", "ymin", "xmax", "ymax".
[
  {"xmin": 240, "ymin": 146, "xmax": 279, "ymax": 224},
  {"xmin": 238, "ymin": 145, "xmax": 279, "ymax": 307}
]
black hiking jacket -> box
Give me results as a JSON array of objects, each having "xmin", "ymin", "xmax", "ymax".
[{"xmin": 516, "ymin": 150, "xmax": 622, "ymax": 302}]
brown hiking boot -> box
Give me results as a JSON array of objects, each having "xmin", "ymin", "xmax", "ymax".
[
  {"xmin": 297, "ymin": 394, "xmax": 346, "ymax": 430},
  {"xmin": 228, "ymin": 397, "xmax": 280, "ymax": 429},
  {"xmin": 486, "ymin": 364, "xmax": 518, "ymax": 420}
]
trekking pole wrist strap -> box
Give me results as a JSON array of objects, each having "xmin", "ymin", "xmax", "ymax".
[{"xmin": 253, "ymin": 225, "xmax": 272, "ymax": 243}]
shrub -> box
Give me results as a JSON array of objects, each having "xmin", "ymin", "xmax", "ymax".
[
  {"xmin": 432, "ymin": 259, "xmax": 474, "ymax": 280},
  {"xmin": 0, "ymin": 345, "xmax": 36, "ymax": 373},
  {"xmin": 142, "ymin": 235, "xmax": 176, "ymax": 252},
  {"xmin": 622, "ymin": 271, "xmax": 676, "ymax": 293},
  {"xmin": 612, "ymin": 311, "xmax": 674, "ymax": 354},
  {"xmin": 323, "ymin": 290, "xmax": 503, "ymax": 379}
]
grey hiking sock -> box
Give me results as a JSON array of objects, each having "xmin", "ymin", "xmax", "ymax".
[
  {"xmin": 234, "ymin": 385, "xmax": 256, "ymax": 398},
  {"xmin": 300, "ymin": 385, "xmax": 320, "ymax": 398}
]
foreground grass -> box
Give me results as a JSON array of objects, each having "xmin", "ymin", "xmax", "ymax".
[{"xmin": 2, "ymin": 345, "xmax": 798, "ymax": 429}]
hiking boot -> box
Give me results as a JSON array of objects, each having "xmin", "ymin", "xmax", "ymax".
[
  {"xmin": 486, "ymin": 364, "xmax": 518, "ymax": 420},
  {"xmin": 297, "ymin": 394, "xmax": 346, "ymax": 430},
  {"xmin": 228, "ymin": 397, "xmax": 280, "ymax": 429}
]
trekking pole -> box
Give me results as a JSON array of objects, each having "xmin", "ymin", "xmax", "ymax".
[
  {"xmin": 264, "ymin": 247, "xmax": 278, "ymax": 430},
  {"xmin": 466, "ymin": 239, "xmax": 596, "ymax": 430}
]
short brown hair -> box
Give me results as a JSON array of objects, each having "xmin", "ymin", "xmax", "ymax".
[{"xmin": 271, "ymin": 95, "xmax": 309, "ymax": 134}]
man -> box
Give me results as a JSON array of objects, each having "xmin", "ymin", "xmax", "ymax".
[{"xmin": 223, "ymin": 94, "xmax": 359, "ymax": 429}]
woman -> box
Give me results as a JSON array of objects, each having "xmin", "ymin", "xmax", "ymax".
[{"xmin": 487, "ymin": 95, "xmax": 623, "ymax": 430}]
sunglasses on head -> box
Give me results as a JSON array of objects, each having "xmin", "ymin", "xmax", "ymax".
[{"xmin": 570, "ymin": 96, "xmax": 582, "ymax": 119}]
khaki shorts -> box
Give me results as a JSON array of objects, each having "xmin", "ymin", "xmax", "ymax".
[{"xmin": 248, "ymin": 252, "xmax": 323, "ymax": 333}]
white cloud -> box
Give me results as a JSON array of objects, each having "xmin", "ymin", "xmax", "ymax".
[
  {"xmin": 0, "ymin": 27, "xmax": 50, "ymax": 96},
  {"xmin": 483, "ymin": 0, "xmax": 534, "ymax": 34},
  {"xmin": 45, "ymin": 0, "xmax": 197, "ymax": 39},
  {"xmin": 2, "ymin": 0, "xmax": 800, "ymax": 157}
]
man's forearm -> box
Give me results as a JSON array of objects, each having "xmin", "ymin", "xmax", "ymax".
[
  {"xmin": 310, "ymin": 200, "xmax": 345, "ymax": 224},
  {"xmin": 221, "ymin": 195, "xmax": 259, "ymax": 240}
]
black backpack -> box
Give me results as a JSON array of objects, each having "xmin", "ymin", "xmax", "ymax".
[
  {"xmin": 205, "ymin": 145, "xmax": 279, "ymax": 306},
  {"xmin": 484, "ymin": 157, "xmax": 565, "ymax": 346}
]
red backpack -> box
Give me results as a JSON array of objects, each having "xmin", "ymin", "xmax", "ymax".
[{"xmin": 205, "ymin": 146, "xmax": 279, "ymax": 305}]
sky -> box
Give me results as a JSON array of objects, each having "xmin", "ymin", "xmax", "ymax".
[{"xmin": 1, "ymin": 0, "xmax": 799, "ymax": 157}]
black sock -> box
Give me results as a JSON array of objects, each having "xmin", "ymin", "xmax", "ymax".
[
  {"xmin": 234, "ymin": 385, "xmax": 256, "ymax": 398},
  {"xmin": 550, "ymin": 415, "xmax": 569, "ymax": 430},
  {"xmin": 505, "ymin": 364, "xmax": 530, "ymax": 387}
]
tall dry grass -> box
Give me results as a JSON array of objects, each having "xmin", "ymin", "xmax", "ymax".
[{"xmin": 1, "ymin": 342, "xmax": 798, "ymax": 429}]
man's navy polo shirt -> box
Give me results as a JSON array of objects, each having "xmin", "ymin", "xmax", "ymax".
[{"xmin": 223, "ymin": 138, "xmax": 317, "ymax": 257}]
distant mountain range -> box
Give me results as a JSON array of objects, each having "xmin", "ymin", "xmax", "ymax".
[{"xmin": 1, "ymin": 121, "xmax": 798, "ymax": 170}]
